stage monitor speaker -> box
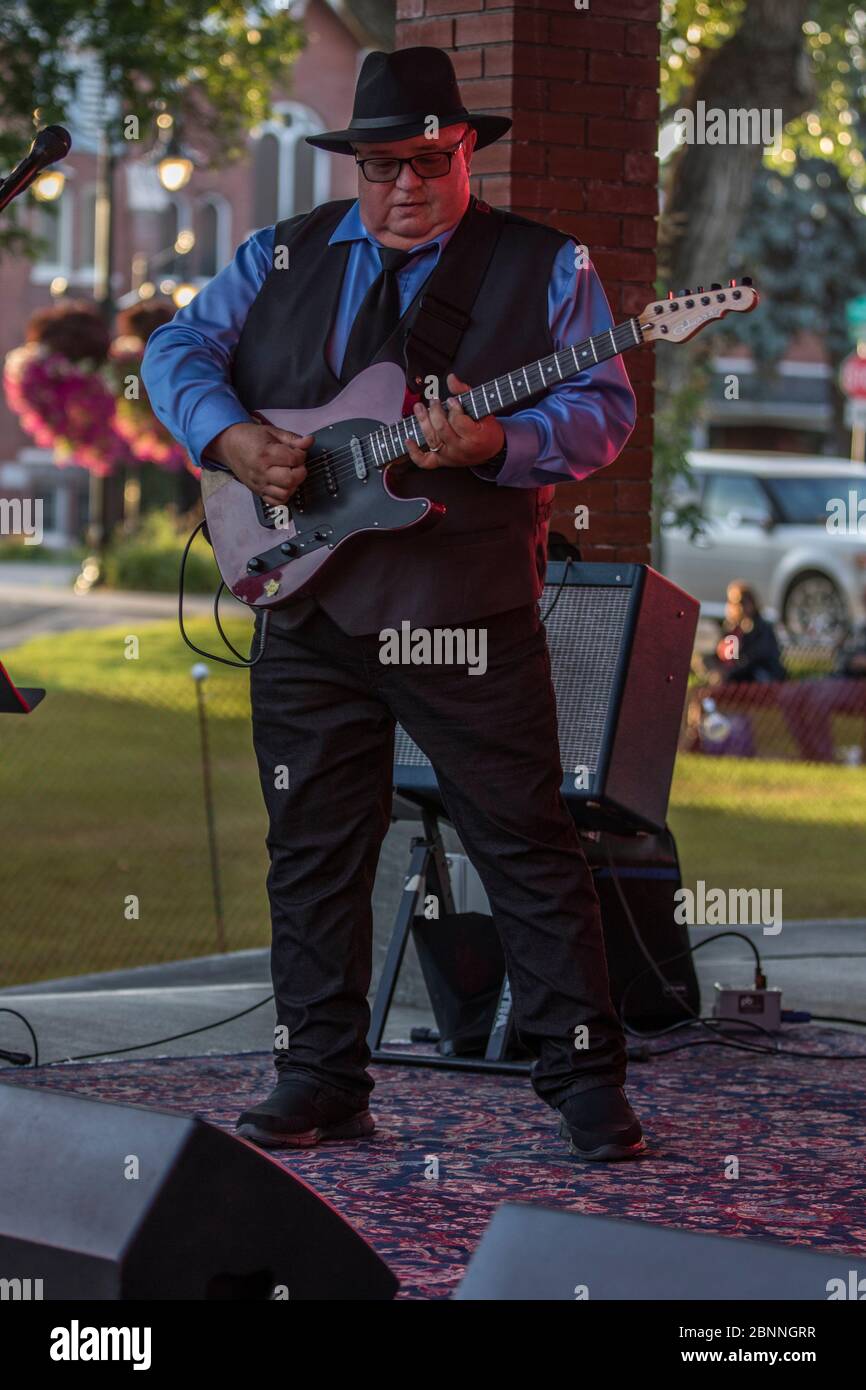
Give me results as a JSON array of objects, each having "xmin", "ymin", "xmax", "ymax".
[
  {"xmin": 393, "ymin": 562, "xmax": 699, "ymax": 834},
  {"xmin": 0, "ymin": 1083, "xmax": 397, "ymax": 1300},
  {"xmin": 455, "ymin": 1202, "xmax": 859, "ymax": 1301}
]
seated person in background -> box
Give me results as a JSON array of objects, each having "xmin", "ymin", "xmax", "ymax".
[
  {"xmin": 704, "ymin": 580, "xmax": 787, "ymax": 685},
  {"xmin": 833, "ymin": 583, "xmax": 866, "ymax": 678}
]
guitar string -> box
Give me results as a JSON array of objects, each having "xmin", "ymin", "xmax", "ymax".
[
  {"xmin": 265, "ymin": 318, "xmax": 647, "ymax": 516},
  {"xmin": 301, "ymin": 319, "xmax": 642, "ymax": 484}
]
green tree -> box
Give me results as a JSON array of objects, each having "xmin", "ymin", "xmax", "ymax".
[
  {"xmin": 727, "ymin": 156, "xmax": 866, "ymax": 452},
  {"xmin": 654, "ymin": 1, "xmax": 866, "ymax": 535},
  {"xmin": 0, "ymin": 1, "xmax": 304, "ymax": 258},
  {"xmin": 660, "ymin": 0, "xmax": 866, "ymax": 294}
]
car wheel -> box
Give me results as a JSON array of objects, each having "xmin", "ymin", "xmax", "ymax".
[{"xmin": 782, "ymin": 572, "xmax": 848, "ymax": 643}]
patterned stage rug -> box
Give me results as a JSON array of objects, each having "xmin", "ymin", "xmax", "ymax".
[{"xmin": 5, "ymin": 1026, "xmax": 866, "ymax": 1300}]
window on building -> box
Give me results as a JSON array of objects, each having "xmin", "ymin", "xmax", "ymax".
[
  {"xmin": 76, "ymin": 187, "xmax": 97, "ymax": 272},
  {"xmin": 254, "ymin": 131, "xmax": 280, "ymax": 229},
  {"xmin": 29, "ymin": 188, "xmax": 74, "ymax": 283},
  {"xmin": 33, "ymin": 202, "xmax": 64, "ymax": 267},
  {"xmin": 157, "ymin": 202, "xmax": 182, "ymax": 278},
  {"xmin": 194, "ymin": 201, "xmax": 219, "ymax": 279},
  {"xmin": 294, "ymin": 138, "xmax": 316, "ymax": 216},
  {"xmin": 250, "ymin": 103, "xmax": 329, "ymax": 229}
]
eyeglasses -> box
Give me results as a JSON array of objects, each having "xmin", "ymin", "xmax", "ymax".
[{"xmin": 355, "ymin": 139, "xmax": 465, "ymax": 184}]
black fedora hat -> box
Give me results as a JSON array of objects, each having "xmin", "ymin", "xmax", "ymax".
[{"xmin": 304, "ymin": 47, "xmax": 512, "ymax": 155}]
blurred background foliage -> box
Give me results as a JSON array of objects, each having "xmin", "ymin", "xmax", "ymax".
[
  {"xmin": 0, "ymin": 1, "xmax": 305, "ymax": 261},
  {"xmin": 655, "ymin": 0, "xmax": 866, "ymax": 529}
]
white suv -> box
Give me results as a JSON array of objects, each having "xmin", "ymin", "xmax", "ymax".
[{"xmin": 659, "ymin": 452, "xmax": 866, "ymax": 641}]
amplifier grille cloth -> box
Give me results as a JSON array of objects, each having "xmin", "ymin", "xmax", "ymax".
[{"xmin": 393, "ymin": 584, "xmax": 632, "ymax": 775}]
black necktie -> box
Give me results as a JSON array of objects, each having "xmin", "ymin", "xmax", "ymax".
[{"xmin": 340, "ymin": 246, "xmax": 413, "ymax": 384}]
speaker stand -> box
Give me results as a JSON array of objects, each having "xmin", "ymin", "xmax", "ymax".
[{"xmin": 368, "ymin": 802, "xmax": 531, "ymax": 1076}]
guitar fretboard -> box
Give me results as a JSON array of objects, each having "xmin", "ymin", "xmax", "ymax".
[{"xmin": 364, "ymin": 316, "xmax": 646, "ymax": 468}]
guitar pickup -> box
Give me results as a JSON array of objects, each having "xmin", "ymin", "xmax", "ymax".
[
  {"xmin": 256, "ymin": 497, "xmax": 292, "ymax": 529},
  {"xmin": 350, "ymin": 435, "xmax": 368, "ymax": 481}
]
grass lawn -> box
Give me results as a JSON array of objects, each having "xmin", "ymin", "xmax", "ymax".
[
  {"xmin": 1, "ymin": 618, "xmax": 268, "ymax": 986},
  {"xmin": 668, "ymin": 757, "xmax": 865, "ymax": 921},
  {"xmin": 1, "ymin": 619, "xmax": 863, "ymax": 987}
]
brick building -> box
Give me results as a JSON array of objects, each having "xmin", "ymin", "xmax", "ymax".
[{"xmin": 395, "ymin": 0, "xmax": 660, "ymax": 563}]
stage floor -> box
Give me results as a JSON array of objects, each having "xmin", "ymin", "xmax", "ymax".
[
  {"xmin": 2, "ymin": 919, "xmax": 864, "ymax": 1065},
  {"xmin": 4, "ymin": 1024, "xmax": 864, "ymax": 1299}
]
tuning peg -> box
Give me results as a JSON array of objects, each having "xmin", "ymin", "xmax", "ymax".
[
  {"xmin": 710, "ymin": 283, "xmax": 722, "ymax": 290},
  {"xmin": 741, "ymin": 276, "xmax": 753, "ymax": 287},
  {"xmin": 667, "ymin": 290, "xmax": 675, "ymax": 300},
  {"xmin": 695, "ymin": 286, "xmax": 704, "ymax": 293},
  {"xmin": 728, "ymin": 278, "xmax": 737, "ymax": 288}
]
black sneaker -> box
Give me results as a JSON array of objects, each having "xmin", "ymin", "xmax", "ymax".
[
  {"xmin": 558, "ymin": 1085, "xmax": 646, "ymax": 1162},
  {"xmin": 236, "ymin": 1077, "xmax": 375, "ymax": 1149}
]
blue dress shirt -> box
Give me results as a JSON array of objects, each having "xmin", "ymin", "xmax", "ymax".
[{"xmin": 142, "ymin": 199, "xmax": 636, "ymax": 488}]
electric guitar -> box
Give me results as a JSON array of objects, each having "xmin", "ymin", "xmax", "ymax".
[{"xmin": 202, "ymin": 279, "xmax": 758, "ymax": 609}]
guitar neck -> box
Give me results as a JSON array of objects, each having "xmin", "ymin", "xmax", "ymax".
[{"xmin": 366, "ymin": 315, "xmax": 646, "ymax": 466}]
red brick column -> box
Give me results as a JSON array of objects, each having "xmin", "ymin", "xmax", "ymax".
[{"xmin": 396, "ymin": 0, "xmax": 660, "ymax": 563}]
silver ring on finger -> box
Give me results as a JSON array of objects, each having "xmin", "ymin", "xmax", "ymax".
[{"xmin": 427, "ymin": 442, "xmax": 443, "ymax": 453}]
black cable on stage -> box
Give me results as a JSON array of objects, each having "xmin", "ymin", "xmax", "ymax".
[
  {"xmin": 646, "ymin": 1035, "xmax": 866, "ymax": 1062},
  {"xmin": 810, "ymin": 1013, "xmax": 866, "ymax": 1029},
  {"xmin": 626, "ymin": 1011, "xmax": 778, "ymax": 1043},
  {"xmin": 620, "ymin": 930, "xmax": 763, "ymax": 1037},
  {"xmin": 603, "ymin": 841, "xmax": 866, "ymax": 1062},
  {"xmin": 47, "ymin": 993, "xmax": 276, "ymax": 1065},
  {"xmin": 630, "ymin": 1014, "xmax": 866, "ymax": 1059},
  {"xmin": 0, "ymin": 1008, "xmax": 39, "ymax": 1067},
  {"xmin": 0, "ymin": 995, "xmax": 276, "ymax": 1070},
  {"xmin": 603, "ymin": 840, "xmax": 776, "ymax": 1057}
]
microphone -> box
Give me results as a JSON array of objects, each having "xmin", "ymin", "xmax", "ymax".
[{"xmin": 0, "ymin": 125, "xmax": 72, "ymax": 213}]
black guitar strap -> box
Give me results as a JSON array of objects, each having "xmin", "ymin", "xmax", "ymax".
[{"xmin": 402, "ymin": 195, "xmax": 505, "ymax": 390}]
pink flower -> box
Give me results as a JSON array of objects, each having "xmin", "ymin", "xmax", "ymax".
[{"xmin": 3, "ymin": 343, "xmax": 133, "ymax": 476}]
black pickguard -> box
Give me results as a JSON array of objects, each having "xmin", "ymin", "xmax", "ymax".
[{"xmin": 248, "ymin": 416, "xmax": 432, "ymax": 573}]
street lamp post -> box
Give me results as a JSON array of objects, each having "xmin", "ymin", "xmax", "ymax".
[
  {"xmin": 79, "ymin": 115, "xmax": 196, "ymax": 583},
  {"xmin": 85, "ymin": 123, "xmax": 120, "ymax": 557}
]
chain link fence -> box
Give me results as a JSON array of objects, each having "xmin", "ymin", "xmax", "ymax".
[
  {"xmin": 1, "ymin": 634, "xmax": 864, "ymax": 989},
  {"xmin": 0, "ymin": 668, "xmax": 270, "ymax": 988},
  {"xmin": 671, "ymin": 641, "xmax": 866, "ymax": 924}
]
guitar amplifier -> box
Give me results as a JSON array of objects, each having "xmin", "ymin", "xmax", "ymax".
[{"xmin": 393, "ymin": 562, "xmax": 699, "ymax": 834}]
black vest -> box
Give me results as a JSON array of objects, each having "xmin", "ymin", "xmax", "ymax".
[{"xmin": 231, "ymin": 198, "xmax": 568, "ymax": 634}]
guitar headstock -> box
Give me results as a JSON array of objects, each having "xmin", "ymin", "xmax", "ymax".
[{"xmin": 639, "ymin": 279, "xmax": 759, "ymax": 344}]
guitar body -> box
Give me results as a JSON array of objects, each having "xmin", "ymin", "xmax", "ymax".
[
  {"xmin": 201, "ymin": 362, "xmax": 444, "ymax": 610},
  {"xmin": 200, "ymin": 283, "xmax": 758, "ymax": 611}
]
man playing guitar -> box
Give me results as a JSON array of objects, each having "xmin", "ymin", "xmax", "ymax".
[{"xmin": 143, "ymin": 46, "xmax": 646, "ymax": 1161}]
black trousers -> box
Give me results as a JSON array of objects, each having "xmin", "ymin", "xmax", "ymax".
[{"xmin": 249, "ymin": 600, "xmax": 627, "ymax": 1109}]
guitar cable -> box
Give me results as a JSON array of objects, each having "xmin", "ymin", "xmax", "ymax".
[{"xmin": 178, "ymin": 518, "xmax": 271, "ymax": 668}]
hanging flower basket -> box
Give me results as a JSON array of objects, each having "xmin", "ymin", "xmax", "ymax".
[
  {"xmin": 3, "ymin": 342, "xmax": 133, "ymax": 477},
  {"xmin": 106, "ymin": 338, "xmax": 196, "ymax": 474}
]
